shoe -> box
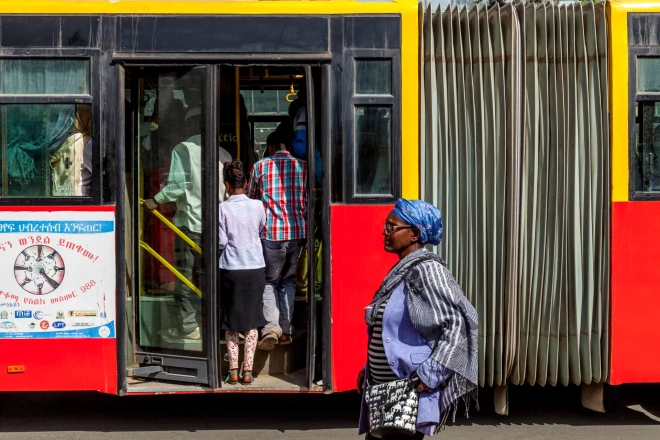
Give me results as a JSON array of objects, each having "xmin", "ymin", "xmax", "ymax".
[
  {"xmin": 257, "ymin": 332, "xmax": 278, "ymax": 351},
  {"xmin": 224, "ymin": 369, "xmax": 239, "ymax": 385},
  {"xmin": 241, "ymin": 371, "xmax": 254, "ymax": 385},
  {"xmin": 163, "ymin": 327, "xmax": 201, "ymax": 340},
  {"xmin": 183, "ymin": 327, "xmax": 201, "ymax": 340},
  {"xmin": 278, "ymin": 334, "xmax": 292, "ymax": 345}
]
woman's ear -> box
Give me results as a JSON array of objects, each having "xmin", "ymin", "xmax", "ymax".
[{"xmin": 411, "ymin": 227, "xmax": 421, "ymax": 243}]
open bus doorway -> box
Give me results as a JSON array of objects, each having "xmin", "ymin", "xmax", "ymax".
[{"xmin": 122, "ymin": 63, "xmax": 324, "ymax": 392}]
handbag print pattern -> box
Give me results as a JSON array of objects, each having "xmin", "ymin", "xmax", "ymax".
[{"xmin": 365, "ymin": 378, "xmax": 419, "ymax": 436}]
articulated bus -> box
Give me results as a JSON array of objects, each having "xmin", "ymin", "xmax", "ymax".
[{"xmin": 0, "ymin": 0, "xmax": 657, "ymax": 406}]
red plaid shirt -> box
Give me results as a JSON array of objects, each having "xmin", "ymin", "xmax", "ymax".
[{"xmin": 247, "ymin": 150, "xmax": 307, "ymax": 241}]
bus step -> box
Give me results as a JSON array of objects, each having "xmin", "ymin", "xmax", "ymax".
[{"xmin": 128, "ymin": 365, "xmax": 164, "ymax": 377}]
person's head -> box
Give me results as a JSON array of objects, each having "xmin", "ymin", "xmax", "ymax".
[
  {"xmin": 223, "ymin": 160, "xmax": 246, "ymax": 194},
  {"xmin": 183, "ymin": 107, "xmax": 202, "ymax": 139},
  {"xmin": 383, "ymin": 199, "xmax": 443, "ymax": 259},
  {"xmin": 265, "ymin": 130, "xmax": 287, "ymax": 157},
  {"xmin": 276, "ymin": 120, "xmax": 294, "ymax": 142},
  {"xmin": 288, "ymin": 97, "xmax": 303, "ymax": 120}
]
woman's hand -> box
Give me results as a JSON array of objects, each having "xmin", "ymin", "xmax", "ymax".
[
  {"xmin": 357, "ymin": 367, "xmax": 366, "ymax": 394},
  {"xmin": 415, "ymin": 379, "xmax": 433, "ymax": 393}
]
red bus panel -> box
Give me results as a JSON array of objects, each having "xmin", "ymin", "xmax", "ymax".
[
  {"xmin": 0, "ymin": 206, "xmax": 117, "ymax": 394},
  {"xmin": 0, "ymin": 338, "xmax": 117, "ymax": 393},
  {"xmin": 610, "ymin": 201, "xmax": 660, "ymax": 384},
  {"xmin": 330, "ymin": 204, "xmax": 397, "ymax": 392}
]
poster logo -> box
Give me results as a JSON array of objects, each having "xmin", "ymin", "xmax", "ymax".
[
  {"xmin": 29, "ymin": 322, "xmax": 36, "ymax": 329},
  {"xmin": 0, "ymin": 321, "xmax": 16, "ymax": 329},
  {"xmin": 33, "ymin": 311, "xmax": 48, "ymax": 320},
  {"xmin": 52, "ymin": 321, "xmax": 66, "ymax": 329},
  {"xmin": 56, "ymin": 311, "xmax": 65, "ymax": 319},
  {"xmin": 68, "ymin": 310, "xmax": 97, "ymax": 317},
  {"xmin": 14, "ymin": 245, "xmax": 66, "ymax": 296},
  {"xmin": 98, "ymin": 326, "xmax": 110, "ymax": 338},
  {"xmin": 0, "ymin": 311, "xmax": 7, "ymax": 319},
  {"xmin": 39, "ymin": 321, "xmax": 49, "ymax": 330},
  {"xmin": 14, "ymin": 310, "xmax": 32, "ymax": 319}
]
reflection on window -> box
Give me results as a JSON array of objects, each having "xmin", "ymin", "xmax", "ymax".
[
  {"xmin": 638, "ymin": 58, "xmax": 660, "ymax": 93},
  {"xmin": 356, "ymin": 59, "xmax": 392, "ymax": 95},
  {"xmin": 355, "ymin": 106, "xmax": 392, "ymax": 195},
  {"xmin": 0, "ymin": 59, "xmax": 89, "ymax": 95},
  {"xmin": 241, "ymin": 90, "xmax": 291, "ymax": 115},
  {"xmin": 0, "ymin": 104, "xmax": 93, "ymax": 197},
  {"xmin": 635, "ymin": 101, "xmax": 660, "ymax": 192}
]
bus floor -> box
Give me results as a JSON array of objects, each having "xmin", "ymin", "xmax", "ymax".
[
  {"xmin": 126, "ymin": 329, "xmax": 317, "ymax": 394},
  {"xmin": 126, "ymin": 368, "xmax": 314, "ymax": 394}
]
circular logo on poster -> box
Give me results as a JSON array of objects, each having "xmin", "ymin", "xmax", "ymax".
[{"xmin": 14, "ymin": 245, "xmax": 65, "ymax": 295}]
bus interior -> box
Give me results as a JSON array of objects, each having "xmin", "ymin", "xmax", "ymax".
[{"xmin": 123, "ymin": 64, "xmax": 324, "ymax": 392}]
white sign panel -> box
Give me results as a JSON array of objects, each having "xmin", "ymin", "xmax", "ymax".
[{"xmin": 0, "ymin": 208, "xmax": 116, "ymax": 339}]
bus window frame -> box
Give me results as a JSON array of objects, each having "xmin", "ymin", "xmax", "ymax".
[
  {"xmin": 0, "ymin": 48, "xmax": 102, "ymax": 205},
  {"xmin": 343, "ymin": 48, "xmax": 401, "ymax": 204}
]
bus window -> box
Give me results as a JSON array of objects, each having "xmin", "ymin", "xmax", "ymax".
[
  {"xmin": 635, "ymin": 101, "xmax": 660, "ymax": 193},
  {"xmin": 0, "ymin": 59, "xmax": 92, "ymax": 198},
  {"xmin": 635, "ymin": 57, "xmax": 660, "ymax": 194},
  {"xmin": 344, "ymin": 49, "xmax": 401, "ymax": 203},
  {"xmin": 351, "ymin": 57, "xmax": 397, "ymax": 198},
  {"xmin": 0, "ymin": 103, "xmax": 92, "ymax": 197},
  {"xmin": 355, "ymin": 106, "xmax": 392, "ymax": 195}
]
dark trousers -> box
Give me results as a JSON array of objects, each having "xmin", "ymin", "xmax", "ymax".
[{"xmin": 173, "ymin": 227, "xmax": 203, "ymax": 333}]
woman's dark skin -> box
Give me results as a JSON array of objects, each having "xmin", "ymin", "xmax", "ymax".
[
  {"xmin": 357, "ymin": 211, "xmax": 432, "ymax": 394},
  {"xmin": 225, "ymin": 180, "xmax": 244, "ymax": 197}
]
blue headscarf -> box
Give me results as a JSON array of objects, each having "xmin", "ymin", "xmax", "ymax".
[{"xmin": 391, "ymin": 199, "xmax": 443, "ymax": 246}]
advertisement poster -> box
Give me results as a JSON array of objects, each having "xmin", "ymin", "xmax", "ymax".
[{"xmin": 0, "ymin": 208, "xmax": 116, "ymax": 339}]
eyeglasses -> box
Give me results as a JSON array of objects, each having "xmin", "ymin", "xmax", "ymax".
[{"xmin": 383, "ymin": 223, "xmax": 414, "ymax": 234}]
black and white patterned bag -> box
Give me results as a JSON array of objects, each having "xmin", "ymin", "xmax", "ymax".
[{"xmin": 365, "ymin": 378, "xmax": 420, "ymax": 438}]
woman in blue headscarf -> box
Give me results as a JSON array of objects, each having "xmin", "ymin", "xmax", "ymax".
[{"xmin": 357, "ymin": 199, "xmax": 479, "ymax": 439}]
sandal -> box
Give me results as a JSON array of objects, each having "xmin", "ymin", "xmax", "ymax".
[
  {"xmin": 241, "ymin": 371, "xmax": 254, "ymax": 385},
  {"xmin": 278, "ymin": 333, "xmax": 292, "ymax": 345},
  {"xmin": 224, "ymin": 369, "xmax": 239, "ymax": 385}
]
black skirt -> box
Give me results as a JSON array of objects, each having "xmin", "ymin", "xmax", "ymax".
[{"xmin": 219, "ymin": 268, "xmax": 266, "ymax": 332}]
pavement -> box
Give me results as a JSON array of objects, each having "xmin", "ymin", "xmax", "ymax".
[{"xmin": 0, "ymin": 383, "xmax": 658, "ymax": 439}]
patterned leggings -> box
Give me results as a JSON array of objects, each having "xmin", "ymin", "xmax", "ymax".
[{"xmin": 226, "ymin": 329, "xmax": 258, "ymax": 371}]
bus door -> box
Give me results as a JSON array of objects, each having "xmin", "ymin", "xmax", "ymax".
[
  {"xmin": 215, "ymin": 64, "xmax": 325, "ymax": 390},
  {"xmin": 125, "ymin": 65, "xmax": 217, "ymax": 386}
]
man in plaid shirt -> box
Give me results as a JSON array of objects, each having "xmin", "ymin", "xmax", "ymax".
[{"xmin": 248, "ymin": 130, "xmax": 307, "ymax": 350}]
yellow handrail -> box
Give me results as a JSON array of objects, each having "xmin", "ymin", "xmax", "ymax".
[
  {"xmin": 139, "ymin": 241, "xmax": 202, "ymax": 297},
  {"xmin": 139, "ymin": 198, "xmax": 202, "ymax": 255}
]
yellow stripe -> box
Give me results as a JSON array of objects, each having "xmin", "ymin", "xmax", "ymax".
[
  {"xmin": 140, "ymin": 241, "xmax": 202, "ymax": 297},
  {"xmin": 609, "ymin": 3, "xmax": 630, "ymax": 202},
  {"xmin": 0, "ymin": 0, "xmax": 417, "ymax": 15},
  {"xmin": 400, "ymin": 0, "xmax": 419, "ymax": 200}
]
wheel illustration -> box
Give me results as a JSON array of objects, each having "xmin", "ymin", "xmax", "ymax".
[{"xmin": 14, "ymin": 245, "xmax": 65, "ymax": 295}]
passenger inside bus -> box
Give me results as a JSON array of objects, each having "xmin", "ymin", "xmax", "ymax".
[
  {"xmin": 50, "ymin": 104, "xmax": 93, "ymax": 197},
  {"xmin": 247, "ymin": 128, "xmax": 308, "ymax": 349},
  {"xmin": 144, "ymin": 107, "xmax": 204, "ymax": 340}
]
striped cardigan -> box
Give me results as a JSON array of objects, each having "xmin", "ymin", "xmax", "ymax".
[{"xmin": 365, "ymin": 249, "xmax": 479, "ymax": 427}]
